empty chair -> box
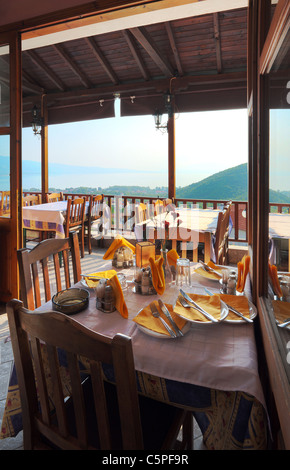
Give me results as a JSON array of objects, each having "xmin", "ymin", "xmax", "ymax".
[
  {"xmin": 22, "ymin": 194, "xmax": 41, "ymax": 206},
  {"xmin": 22, "ymin": 194, "xmax": 42, "ymax": 245},
  {"xmin": 7, "ymin": 298, "xmax": 193, "ymax": 450},
  {"xmin": 85, "ymin": 194, "xmax": 103, "ymax": 254},
  {"xmin": 64, "ymin": 197, "xmax": 86, "ymax": 258},
  {"xmin": 17, "ymin": 231, "xmax": 81, "ymax": 310},
  {"xmin": 46, "ymin": 192, "xmax": 64, "ymax": 203},
  {"xmin": 213, "ymin": 202, "xmax": 232, "ymax": 265},
  {"xmin": 0, "ymin": 190, "xmax": 10, "ymax": 216}
]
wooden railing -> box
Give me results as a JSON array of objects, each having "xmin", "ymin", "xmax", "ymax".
[{"xmin": 22, "ymin": 191, "xmax": 290, "ymax": 245}]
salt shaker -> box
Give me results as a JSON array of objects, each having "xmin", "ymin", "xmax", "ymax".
[{"xmin": 227, "ymin": 273, "xmax": 236, "ymax": 295}]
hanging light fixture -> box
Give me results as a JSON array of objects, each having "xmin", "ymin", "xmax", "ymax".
[
  {"xmin": 153, "ymin": 91, "xmax": 173, "ymax": 132},
  {"xmin": 31, "ymin": 105, "xmax": 43, "ymax": 136}
]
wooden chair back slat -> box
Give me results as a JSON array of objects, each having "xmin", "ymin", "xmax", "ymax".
[
  {"xmin": 214, "ymin": 202, "xmax": 232, "ymax": 265},
  {"xmin": 30, "ymin": 336, "xmax": 51, "ymax": 425},
  {"xmin": 64, "ymin": 198, "xmax": 86, "ymax": 258},
  {"xmin": 17, "ymin": 232, "xmax": 81, "ymax": 310},
  {"xmin": 46, "ymin": 192, "xmax": 64, "ymax": 203}
]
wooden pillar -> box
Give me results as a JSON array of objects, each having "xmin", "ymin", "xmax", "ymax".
[
  {"xmin": 41, "ymin": 94, "xmax": 48, "ymax": 202},
  {"xmin": 167, "ymin": 110, "xmax": 175, "ymax": 200}
]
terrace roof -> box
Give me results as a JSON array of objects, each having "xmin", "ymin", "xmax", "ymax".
[{"xmin": 20, "ymin": 5, "xmax": 248, "ymax": 127}]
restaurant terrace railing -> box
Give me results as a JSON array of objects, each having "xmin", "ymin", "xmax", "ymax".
[{"xmin": 22, "ymin": 191, "xmax": 290, "ymax": 246}]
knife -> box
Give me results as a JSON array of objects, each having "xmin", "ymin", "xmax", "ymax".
[
  {"xmin": 158, "ymin": 299, "xmax": 184, "ymax": 337},
  {"xmin": 198, "ymin": 260, "xmax": 222, "ymax": 278},
  {"xmin": 204, "ymin": 287, "xmax": 253, "ymax": 323},
  {"xmin": 179, "ymin": 289, "xmax": 219, "ymax": 323}
]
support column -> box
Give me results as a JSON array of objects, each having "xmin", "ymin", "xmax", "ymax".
[
  {"xmin": 167, "ymin": 110, "xmax": 175, "ymax": 200},
  {"xmin": 41, "ymin": 94, "xmax": 48, "ymax": 203}
]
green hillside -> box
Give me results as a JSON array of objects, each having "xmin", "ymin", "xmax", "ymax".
[{"xmin": 176, "ymin": 163, "xmax": 248, "ymax": 200}]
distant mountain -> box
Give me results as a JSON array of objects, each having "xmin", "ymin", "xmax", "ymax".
[{"xmin": 176, "ymin": 163, "xmax": 248, "ymax": 201}]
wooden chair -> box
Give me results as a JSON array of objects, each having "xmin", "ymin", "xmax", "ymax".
[
  {"xmin": 22, "ymin": 194, "xmax": 42, "ymax": 245},
  {"xmin": 46, "ymin": 192, "xmax": 64, "ymax": 203},
  {"xmin": 0, "ymin": 190, "xmax": 10, "ymax": 216},
  {"xmin": 7, "ymin": 298, "xmax": 193, "ymax": 450},
  {"xmin": 85, "ymin": 194, "xmax": 103, "ymax": 254},
  {"xmin": 17, "ymin": 231, "xmax": 81, "ymax": 310},
  {"xmin": 64, "ymin": 197, "xmax": 86, "ymax": 258},
  {"xmin": 213, "ymin": 202, "xmax": 232, "ymax": 265}
]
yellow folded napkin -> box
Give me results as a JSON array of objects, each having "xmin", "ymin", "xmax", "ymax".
[
  {"xmin": 108, "ymin": 274, "xmax": 128, "ymax": 319},
  {"xmin": 219, "ymin": 294, "xmax": 250, "ymax": 320},
  {"xmin": 149, "ymin": 256, "xmax": 165, "ymax": 295},
  {"xmin": 133, "ymin": 300, "xmax": 186, "ymax": 336},
  {"xmin": 268, "ymin": 263, "xmax": 282, "ymax": 298},
  {"xmin": 195, "ymin": 261, "xmax": 223, "ymax": 280},
  {"xmin": 103, "ymin": 236, "xmax": 135, "ymax": 260},
  {"xmin": 167, "ymin": 249, "xmax": 179, "ymax": 267},
  {"xmin": 84, "ymin": 270, "xmax": 117, "ymax": 288},
  {"xmin": 236, "ymin": 255, "xmax": 250, "ymax": 293},
  {"xmin": 174, "ymin": 293, "xmax": 221, "ymax": 322},
  {"xmin": 272, "ymin": 299, "xmax": 290, "ymax": 324}
]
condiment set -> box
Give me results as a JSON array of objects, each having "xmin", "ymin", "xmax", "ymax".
[
  {"xmin": 96, "ymin": 278, "xmax": 116, "ymax": 313},
  {"xmin": 134, "ymin": 266, "xmax": 156, "ymax": 295},
  {"xmin": 112, "ymin": 247, "xmax": 134, "ymax": 268},
  {"xmin": 221, "ymin": 269, "xmax": 237, "ymax": 295}
]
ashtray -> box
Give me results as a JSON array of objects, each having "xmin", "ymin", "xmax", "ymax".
[{"xmin": 52, "ymin": 288, "xmax": 89, "ymax": 314}]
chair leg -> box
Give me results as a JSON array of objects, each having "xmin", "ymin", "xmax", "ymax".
[{"xmin": 88, "ymin": 224, "xmax": 92, "ymax": 255}]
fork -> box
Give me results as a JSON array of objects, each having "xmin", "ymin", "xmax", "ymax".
[
  {"xmin": 178, "ymin": 295, "xmax": 218, "ymax": 323},
  {"xmin": 150, "ymin": 303, "xmax": 177, "ymax": 337}
]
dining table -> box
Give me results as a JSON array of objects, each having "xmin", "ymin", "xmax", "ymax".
[
  {"xmin": 0, "ymin": 257, "xmax": 268, "ymax": 450},
  {"xmin": 135, "ymin": 206, "xmax": 232, "ymax": 263},
  {"xmin": 22, "ymin": 199, "xmax": 90, "ymax": 239},
  {"xmin": 269, "ymin": 212, "xmax": 290, "ymax": 271}
]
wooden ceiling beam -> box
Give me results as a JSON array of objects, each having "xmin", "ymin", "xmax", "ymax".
[
  {"xmin": 165, "ymin": 22, "xmax": 183, "ymax": 77},
  {"xmin": 122, "ymin": 29, "xmax": 150, "ymax": 81},
  {"xmin": 129, "ymin": 26, "xmax": 175, "ymax": 77},
  {"xmin": 213, "ymin": 12, "xmax": 223, "ymax": 74},
  {"xmin": 26, "ymin": 50, "xmax": 66, "ymax": 91},
  {"xmin": 53, "ymin": 44, "xmax": 92, "ymax": 89},
  {"xmin": 84, "ymin": 37, "xmax": 119, "ymax": 85}
]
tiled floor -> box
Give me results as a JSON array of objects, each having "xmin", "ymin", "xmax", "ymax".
[{"xmin": 0, "ymin": 242, "xmax": 206, "ymax": 451}]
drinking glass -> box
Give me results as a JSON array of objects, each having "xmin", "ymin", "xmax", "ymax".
[{"xmin": 176, "ymin": 258, "xmax": 191, "ymax": 286}]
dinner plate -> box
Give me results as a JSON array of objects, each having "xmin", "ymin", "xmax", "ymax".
[
  {"xmin": 80, "ymin": 279, "xmax": 97, "ymax": 289},
  {"xmin": 135, "ymin": 306, "xmax": 191, "ymax": 339},
  {"xmin": 137, "ymin": 321, "xmax": 191, "ymax": 339},
  {"xmin": 224, "ymin": 300, "xmax": 257, "ymax": 324},
  {"xmin": 194, "ymin": 266, "xmax": 223, "ymax": 282},
  {"xmin": 174, "ymin": 298, "xmax": 229, "ymax": 325}
]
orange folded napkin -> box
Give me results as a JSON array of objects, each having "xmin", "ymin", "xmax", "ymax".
[
  {"xmin": 149, "ymin": 256, "xmax": 165, "ymax": 295},
  {"xmin": 84, "ymin": 270, "xmax": 116, "ymax": 288},
  {"xmin": 174, "ymin": 293, "xmax": 221, "ymax": 322},
  {"xmin": 195, "ymin": 261, "xmax": 223, "ymax": 280},
  {"xmin": 103, "ymin": 236, "xmax": 135, "ymax": 260},
  {"xmin": 108, "ymin": 274, "xmax": 128, "ymax": 318},
  {"xmin": 272, "ymin": 299, "xmax": 290, "ymax": 324},
  {"xmin": 268, "ymin": 263, "xmax": 282, "ymax": 299},
  {"xmin": 133, "ymin": 300, "xmax": 186, "ymax": 336},
  {"xmin": 167, "ymin": 249, "xmax": 179, "ymax": 267},
  {"xmin": 236, "ymin": 255, "xmax": 250, "ymax": 293},
  {"xmin": 219, "ymin": 294, "xmax": 250, "ymax": 321}
]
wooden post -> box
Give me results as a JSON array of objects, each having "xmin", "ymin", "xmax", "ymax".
[
  {"xmin": 167, "ymin": 109, "xmax": 175, "ymax": 200},
  {"xmin": 41, "ymin": 94, "xmax": 48, "ymax": 202}
]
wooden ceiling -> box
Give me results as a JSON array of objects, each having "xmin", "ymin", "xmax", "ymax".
[{"xmin": 21, "ymin": 6, "xmax": 248, "ymax": 126}]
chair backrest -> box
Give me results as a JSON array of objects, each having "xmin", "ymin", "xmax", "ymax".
[
  {"xmin": 214, "ymin": 202, "xmax": 232, "ymax": 265},
  {"xmin": 7, "ymin": 299, "xmax": 143, "ymax": 450},
  {"xmin": 17, "ymin": 231, "xmax": 81, "ymax": 310},
  {"xmin": 88, "ymin": 194, "xmax": 103, "ymax": 222},
  {"xmin": 135, "ymin": 203, "xmax": 147, "ymax": 223},
  {"xmin": 46, "ymin": 192, "xmax": 64, "ymax": 203},
  {"xmin": 64, "ymin": 197, "xmax": 85, "ymax": 235},
  {"xmin": 23, "ymin": 194, "xmax": 41, "ymax": 206},
  {"xmin": 0, "ymin": 190, "xmax": 10, "ymax": 215}
]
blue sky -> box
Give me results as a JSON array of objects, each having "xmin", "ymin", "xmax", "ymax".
[{"xmin": 21, "ymin": 107, "xmax": 249, "ymax": 189}]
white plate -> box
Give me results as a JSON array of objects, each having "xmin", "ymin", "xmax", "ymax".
[
  {"xmin": 136, "ymin": 310, "xmax": 191, "ymax": 339},
  {"xmin": 194, "ymin": 266, "xmax": 222, "ymax": 282},
  {"xmin": 174, "ymin": 299, "xmax": 229, "ymax": 325},
  {"xmin": 224, "ymin": 300, "xmax": 257, "ymax": 324}
]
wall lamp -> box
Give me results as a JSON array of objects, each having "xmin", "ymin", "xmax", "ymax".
[
  {"xmin": 153, "ymin": 92, "xmax": 173, "ymax": 132},
  {"xmin": 31, "ymin": 105, "xmax": 43, "ymax": 136}
]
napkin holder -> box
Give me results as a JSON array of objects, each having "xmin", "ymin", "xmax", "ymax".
[
  {"xmin": 112, "ymin": 246, "xmax": 134, "ymax": 268},
  {"xmin": 136, "ymin": 241, "xmax": 155, "ymax": 268}
]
